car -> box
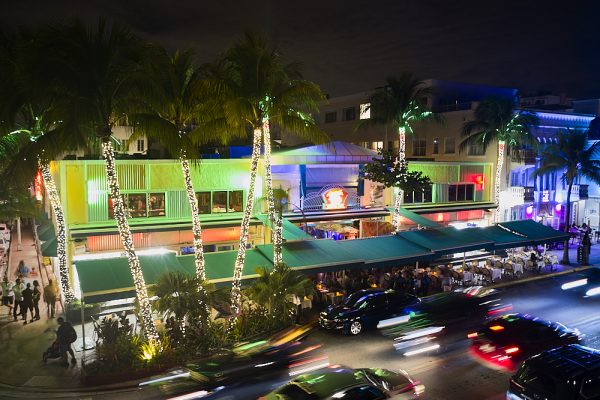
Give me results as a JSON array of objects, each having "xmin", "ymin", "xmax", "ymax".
[
  {"xmin": 387, "ymin": 288, "xmax": 511, "ymax": 356},
  {"xmin": 508, "ymin": 344, "xmax": 600, "ymax": 400},
  {"xmin": 469, "ymin": 313, "xmax": 581, "ymax": 371},
  {"xmin": 0, "ymin": 223, "xmax": 10, "ymax": 242},
  {"xmin": 261, "ymin": 366, "xmax": 424, "ymax": 399},
  {"xmin": 138, "ymin": 340, "xmax": 328, "ymax": 400},
  {"xmin": 555, "ymin": 269, "xmax": 600, "ymax": 298},
  {"xmin": 319, "ymin": 289, "xmax": 420, "ymax": 335}
]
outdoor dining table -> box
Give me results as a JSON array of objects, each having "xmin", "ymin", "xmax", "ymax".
[
  {"xmin": 461, "ymin": 270, "xmax": 474, "ymax": 283},
  {"xmin": 487, "ymin": 266, "xmax": 502, "ymax": 281},
  {"xmin": 512, "ymin": 262, "xmax": 524, "ymax": 274}
]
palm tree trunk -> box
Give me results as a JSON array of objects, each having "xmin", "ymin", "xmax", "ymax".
[
  {"xmin": 179, "ymin": 155, "xmax": 211, "ymax": 317},
  {"xmin": 101, "ymin": 139, "xmax": 159, "ymax": 344},
  {"xmin": 398, "ymin": 126, "xmax": 406, "ymax": 164},
  {"xmin": 230, "ymin": 128, "xmax": 262, "ymax": 324},
  {"xmin": 262, "ymin": 120, "xmax": 283, "ymax": 268},
  {"xmin": 493, "ymin": 140, "xmax": 506, "ymax": 224},
  {"xmin": 39, "ymin": 162, "xmax": 75, "ymax": 303},
  {"xmin": 392, "ymin": 126, "xmax": 407, "ymax": 230},
  {"xmin": 392, "ymin": 188, "xmax": 403, "ymax": 232},
  {"xmin": 562, "ymin": 181, "xmax": 573, "ymax": 265}
]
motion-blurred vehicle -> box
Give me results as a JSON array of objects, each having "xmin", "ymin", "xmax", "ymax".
[
  {"xmin": 262, "ymin": 366, "xmax": 424, "ymax": 399},
  {"xmin": 508, "ymin": 344, "xmax": 600, "ymax": 400},
  {"xmin": 555, "ymin": 269, "xmax": 600, "ymax": 298},
  {"xmin": 388, "ymin": 287, "xmax": 511, "ymax": 356},
  {"xmin": 319, "ymin": 289, "xmax": 420, "ymax": 335},
  {"xmin": 139, "ymin": 339, "xmax": 328, "ymax": 399},
  {"xmin": 469, "ymin": 313, "xmax": 581, "ymax": 371}
]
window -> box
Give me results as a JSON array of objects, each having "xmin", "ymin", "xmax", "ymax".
[
  {"xmin": 468, "ymin": 142, "xmax": 485, "ymax": 156},
  {"xmin": 360, "ymin": 103, "xmax": 370, "ymax": 119},
  {"xmin": 148, "ymin": 193, "xmax": 165, "ymax": 217},
  {"xmin": 212, "ymin": 191, "xmax": 228, "ymax": 213},
  {"xmin": 325, "ymin": 111, "xmax": 337, "ymax": 123},
  {"xmin": 342, "ymin": 107, "xmax": 356, "ymax": 121},
  {"xmin": 404, "ymin": 185, "xmax": 433, "ymax": 204},
  {"xmin": 444, "ymin": 138, "xmax": 455, "ymax": 154},
  {"xmin": 127, "ymin": 194, "xmax": 147, "ymax": 218},
  {"xmin": 229, "ymin": 190, "xmax": 243, "ymax": 212},
  {"xmin": 433, "ymin": 137, "xmax": 439, "ymax": 154},
  {"xmin": 136, "ymin": 139, "xmax": 145, "ymax": 152},
  {"xmin": 412, "ymin": 139, "xmax": 426, "ymax": 156},
  {"xmin": 370, "ymin": 141, "xmax": 383, "ymax": 150},
  {"xmin": 196, "ymin": 192, "xmax": 211, "ymax": 214},
  {"xmin": 448, "ymin": 184, "xmax": 475, "ymax": 202}
]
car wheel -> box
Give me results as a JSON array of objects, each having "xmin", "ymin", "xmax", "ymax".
[{"xmin": 349, "ymin": 320, "xmax": 363, "ymax": 335}]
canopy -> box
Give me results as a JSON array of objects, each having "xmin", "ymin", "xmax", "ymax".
[
  {"xmin": 37, "ymin": 222, "xmax": 56, "ymax": 242},
  {"xmin": 389, "ymin": 207, "xmax": 441, "ymax": 228},
  {"xmin": 271, "ymin": 141, "xmax": 378, "ymax": 165},
  {"xmin": 41, "ymin": 237, "xmax": 58, "ymax": 257},
  {"xmin": 471, "ymin": 225, "xmax": 532, "ymax": 250},
  {"xmin": 255, "ymin": 215, "xmax": 313, "ymax": 241},
  {"xmin": 499, "ymin": 220, "xmax": 570, "ymax": 244},
  {"xmin": 335, "ymin": 235, "xmax": 433, "ymax": 269},
  {"xmin": 398, "ymin": 227, "xmax": 494, "ymax": 256},
  {"xmin": 177, "ymin": 249, "xmax": 272, "ymax": 282}
]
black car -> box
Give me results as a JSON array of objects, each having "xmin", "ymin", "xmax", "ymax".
[
  {"xmin": 319, "ymin": 289, "xmax": 420, "ymax": 335},
  {"xmin": 138, "ymin": 340, "xmax": 327, "ymax": 399},
  {"xmin": 508, "ymin": 344, "xmax": 600, "ymax": 400},
  {"xmin": 469, "ymin": 313, "xmax": 581, "ymax": 371},
  {"xmin": 387, "ymin": 288, "xmax": 511, "ymax": 356},
  {"xmin": 261, "ymin": 366, "xmax": 424, "ymax": 399}
]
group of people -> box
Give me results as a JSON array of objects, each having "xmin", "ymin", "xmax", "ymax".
[{"xmin": 0, "ymin": 276, "xmax": 59, "ymax": 323}]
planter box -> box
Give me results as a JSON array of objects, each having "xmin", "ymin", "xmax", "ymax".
[
  {"xmin": 65, "ymin": 304, "xmax": 101, "ymax": 324},
  {"xmin": 81, "ymin": 363, "xmax": 170, "ymax": 387}
]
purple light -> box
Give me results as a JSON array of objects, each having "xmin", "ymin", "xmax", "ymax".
[
  {"xmin": 555, "ymin": 204, "xmax": 562, "ymax": 212},
  {"xmin": 526, "ymin": 206, "xmax": 534, "ymax": 215}
]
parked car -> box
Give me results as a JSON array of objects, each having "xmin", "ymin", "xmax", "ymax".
[
  {"xmin": 319, "ymin": 289, "xmax": 420, "ymax": 335},
  {"xmin": 508, "ymin": 344, "xmax": 600, "ymax": 400},
  {"xmin": 469, "ymin": 313, "xmax": 581, "ymax": 371},
  {"xmin": 262, "ymin": 366, "xmax": 424, "ymax": 399},
  {"xmin": 0, "ymin": 223, "xmax": 10, "ymax": 242},
  {"xmin": 138, "ymin": 340, "xmax": 327, "ymax": 400},
  {"xmin": 388, "ymin": 288, "xmax": 511, "ymax": 356}
]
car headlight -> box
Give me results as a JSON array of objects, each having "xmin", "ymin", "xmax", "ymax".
[{"xmin": 333, "ymin": 318, "xmax": 342, "ymax": 323}]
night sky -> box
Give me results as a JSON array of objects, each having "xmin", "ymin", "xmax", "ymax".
[{"xmin": 3, "ymin": 0, "xmax": 600, "ymax": 99}]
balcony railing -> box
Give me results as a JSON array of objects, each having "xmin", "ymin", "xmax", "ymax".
[{"xmin": 510, "ymin": 149, "xmax": 536, "ymax": 164}]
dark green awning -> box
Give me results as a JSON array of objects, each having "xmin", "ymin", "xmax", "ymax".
[
  {"xmin": 37, "ymin": 222, "xmax": 56, "ymax": 242},
  {"xmin": 398, "ymin": 227, "xmax": 494, "ymax": 256},
  {"xmin": 335, "ymin": 235, "xmax": 433, "ymax": 269},
  {"xmin": 41, "ymin": 237, "xmax": 57, "ymax": 257},
  {"xmin": 177, "ymin": 249, "xmax": 272, "ymax": 282},
  {"xmin": 255, "ymin": 239, "xmax": 363, "ymax": 273},
  {"xmin": 387, "ymin": 207, "xmax": 441, "ymax": 228},
  {"xmin": 499, "ymin": 220, "xmax": 570, "ymax": 244},
  {"xmin": 255, "ymin": 214, "xmax": 313, "ymax": 241},
  {"xmin": 471, "ymin": 225, "xmax": 532, "ymax": 250}
]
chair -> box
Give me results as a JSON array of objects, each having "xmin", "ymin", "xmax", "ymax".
[
  {"xmin": 503, "ymin": 263, "xmax": 514, "ymax": 278},
  {"xmin": 480, "ymin": 268, "xmax": 492, "ymax": 285}
]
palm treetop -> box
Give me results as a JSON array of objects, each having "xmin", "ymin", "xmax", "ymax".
[
  {"xmin": 357, "ymin": 73, "xmax": 439, "ymax": 134},
  {"xmin": 461, "ymin": 97, "xmax": 539, "ymax": 152}
]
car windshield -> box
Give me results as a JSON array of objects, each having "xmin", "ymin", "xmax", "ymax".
[
  {"xmin": 362, "ymin": 369, "xmax": 410, "ymax": 392},
  {"xmin": 343, "ymin": 292, "xmax": 372, "ymax": 307}
]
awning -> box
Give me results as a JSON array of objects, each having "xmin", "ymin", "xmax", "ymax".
[
  {"xmin": 177, "ymin": 249, "xmax": 273, "ymax": 282},
  {"xmin": 41, "ymin": 237, "xmax": 58, "ymax": 257},
  {"xmin": 387, "ymin": 207, "xmax": 441, "ymax": 228},
  {"xmin": 398, "ymin": 227, "xmax": 494, "ymax": 256},
  {"xmin": 405, "ymin": 202, "xmax": 497, "ymax": 214},
  {"xmin": 498, "ymin": 220, "xmax": 570, "ymax": 244},
  {"xmin": 284, "ymin": 208, "xmax": 390, "ymax": 223},
  {"xmin": 471, "ymin": 225, "xmax": 532, "ymax": 250},
  {"xmin": 255, "ymin": 215, "xmax": 313, "ymax": 241},
  {"xmin": 335, "ymin": 235, "xmax": 433, "ymax": 269},
  {"xmin": 37, "ymin": 222, "xmax": 56, "ymax": 242},
  {"xmin": 255, "ymin": 240, "xmax": 363, "ymax": 273}
]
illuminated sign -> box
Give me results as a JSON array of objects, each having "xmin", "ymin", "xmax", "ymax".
[
  {"xmin": 35, "ymin": 169, "xmax": 43, "ymax": 201},
  {"xmin": 322, "ymin": 188, "xmax": 348, "ymax": 210},
  {"xmin": 471, "ymin": 174, "xmax": 485, "ymax": 191}
]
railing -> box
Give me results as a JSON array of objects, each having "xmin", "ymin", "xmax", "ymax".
[
  {"xmin": 570, "ymin": 185, "xmax": 580, "ymax": 201},
  {"xmin": 510, "ymin": 149, "xmax": 536, "ymax": 164}
]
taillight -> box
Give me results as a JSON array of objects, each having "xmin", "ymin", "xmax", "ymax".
[
  {"xmin": 487, "ymin": 305, "xmax": 513, "ymax": 315},
  {"xmin": 505, "ymin": 346, "xmax": 519, "ymax": 354},
  {"xmin": 467, "ymin": 332, "xmax": 478, "ymax": 339},
  {"xmin": 489, "ymin": 325, "xmax": 505, "ymax": 331}
]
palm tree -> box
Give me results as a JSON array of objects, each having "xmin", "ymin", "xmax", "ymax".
[
  {"xmin": 34, "ymin": 19, "xmax": 160, "ymax": 343},
  {"xmin": 0, "ymin": 29, "xmax": 85, "ymax": 302},
  {"xmin": 461, "ymin": 97, "xmax": 538, "ymax": 223},
  {"xmin": 208, "ymin": 32, "xmax": 327, "ymax": 319},
  {"xmin": 357, "ymin": 74, "xmax": 441, "ymax": 230},
  {"xmin": 535, "ymin": 129, "xmax": 600, "ymax": 264}
]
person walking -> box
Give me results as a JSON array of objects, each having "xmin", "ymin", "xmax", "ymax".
[
  {"xmin": 21, "ymin": 282, "xmax": 34, "ymax": 324},
  {"xmin": 56, "ymin": 317, "xmax": 77, "ymax": 367},
  {"xmin": 44, "ymin": 279, "xmax": 58, "ymax": 318},
  {"xmin": 12, "ymin": 278, "xmax": 25, "ymax": 321},
  {"xmin": 0, "ymin": 277, "xmax": 13, "ymax": 316},
  {"xmin": 32, "ymin": 280, "xmax": 41, "ymax": 321}
]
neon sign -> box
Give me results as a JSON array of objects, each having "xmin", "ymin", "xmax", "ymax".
[
  {"xmin": 322, "ymin": 188, "xmax": 348, "ymax": 210},
  {"xmin": 471, "ymin": 174, "xmax": 485, "ymax": 191}
]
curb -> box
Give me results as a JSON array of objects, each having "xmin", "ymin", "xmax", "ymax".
[{"xmin": 490, "ymin": 265, "xmax": 594, "ymax": 289}]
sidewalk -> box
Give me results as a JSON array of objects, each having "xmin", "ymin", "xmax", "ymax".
[{"xmin": 0, "ymin": 224, "xmax": 83, "ymax": 389}]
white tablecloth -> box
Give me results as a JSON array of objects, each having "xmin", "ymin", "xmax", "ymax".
[
  {"xmin": 489, "ymin": 267, "xmax": 502, "ymax": 281},
  {"xmin": 512, "ymin": 263, "xmax": 524, "ymax": 274},
  {"xmin": 462, "ymin": 271, "xmax": 474, "ymax": 282}
]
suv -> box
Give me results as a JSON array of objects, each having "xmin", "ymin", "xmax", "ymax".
[
  {"xmin": 508, "ymin": 344, "xmax": 600, "ymax": 400},
  {"xmin": 319, "ymin": 289, "xmax": 419, "ymax": 335}
]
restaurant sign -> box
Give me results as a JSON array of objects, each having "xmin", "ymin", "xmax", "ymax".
[{"xmin": 322, "ymin": 187, "xmax": 348, "ymax": 210}]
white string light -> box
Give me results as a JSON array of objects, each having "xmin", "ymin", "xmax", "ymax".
[
  {"xmin": 39, "ymin": 162, "xmax": 75, "ymax": 302},
  {"xmin": 262, "ymin": 120, "xmax": 283, "ymax": 268},
  {"xmin": 179, "ymin": 154, "xmax": 210, "ymax": 317},
  {"xmin": 101, "ymin": 140, "xmax": 160, "ymax": 346},
  {"xmin": 391, "ymin": 126, "xmax": 408, "ymax": 231},
  {"xmin": 494, "ymin": 141, "xmax": 505, "ymax": 224},
  {"xmin": 230, "ymin": 128, "xmax": 262, "ymax": 326}
]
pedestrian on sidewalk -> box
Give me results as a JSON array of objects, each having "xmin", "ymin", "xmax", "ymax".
[
  {"xmin": 17, "ymin": 260, "xmax": 30, "ymax": 279},
  {"xmin": 44, "ymin": 279, "xmax": 58, "ymax": 318},
  {"xmin": 21, "ymin": 282, "xmax": 34, "ymax": 324},
  {"xmin": 32, "ymin": 280, "xmax": 41, "ymax": 320},
  {"xmin": 12, "ymin": 278, "xmax": 25, "ymax": 322},
  {"xmin": 56, "ymin": 317, "xmax": 77, "ymax": 367},
  {"xmin": 0, "ymin": 277, "xmax": 13, "ymax": 315}
]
